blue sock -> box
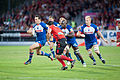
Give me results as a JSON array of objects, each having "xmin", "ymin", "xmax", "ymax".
[
  {"xmin": 51, "ymin": 48, "xmax": 55, "ymax": 58},
  {"xmin": 74, "ymin": 52, "xmax": 80, "ymax": 61},
  {"xmin": 90, "ymin": 56, "xmax": 96, "ymax": 62},
  {"xmin": 29, "ymin": 52, "xmax": 34, "ymax": 61},
  {"xmin": 41, "ymin": 51, "xmax": 50, "ymax": 57},
  {"xmin": 68, "ymin": 53, "xmax": 72, "ymax": 59},
  {"xmin": 97, "ymin": 53, "xmax": 102, "ymax": 59}
]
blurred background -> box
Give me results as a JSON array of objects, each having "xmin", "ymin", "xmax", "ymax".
[{"xmin": 0, "ymin": 0, "xmax": 120, "ymax": 46}]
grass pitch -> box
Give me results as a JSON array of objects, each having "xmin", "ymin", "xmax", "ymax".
[{"xmin": 0, "ymin": 46, "xmax": 120, "ymax": 80}]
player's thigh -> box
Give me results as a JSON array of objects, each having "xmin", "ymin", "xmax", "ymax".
[
  {"xmin": 56, "ymin": 43, "xmax": 66, "ymax": 55},
  {"xmin": 56, "ymin": 39, "xmax": 67, "ymax": 55},
  {"xmin": 63, "ymin": 45, "xmax": 70, "ymax": 55},
  {"xmin": 65, "ymin": 45, "xmax": 70, "ymax": 51},
  {"xmin": 30, "ymin": 42, "xmax": 40, "ymax": 50},
  {"xmin": 68, "ymin": 44, "xmax": 72, "ymax": 48}
]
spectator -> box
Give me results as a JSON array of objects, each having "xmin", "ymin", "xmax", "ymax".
[
  {"xmin": 0, "ymin": 0, "xmax": 119, "ymax": 31},
  {"xmin": 70, "ymin": 18, "xmax": 77, "ymax": 29}
]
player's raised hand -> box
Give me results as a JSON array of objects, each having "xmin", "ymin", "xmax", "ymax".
[{"xmin": 111, "ymin": 39, "xmax": 116, "ymax": 42}]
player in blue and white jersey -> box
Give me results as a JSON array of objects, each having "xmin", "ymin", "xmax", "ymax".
[
  {"xmin": 77, "ymin": 16, "xmax": 108, "ymax": 65},
  {"xmin": 60, "ymin": 17, "xmax": 86, "ymax": 67},
  {"xmin": 24, "ymin": 15, "xmax": 53, "ymax": 65}
]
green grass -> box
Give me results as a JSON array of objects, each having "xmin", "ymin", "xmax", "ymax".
[{"xmin": 0, "ymin": 46, "xmax": 120, "ymax": 80}]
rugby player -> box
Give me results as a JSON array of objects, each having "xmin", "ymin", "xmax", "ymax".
[
  {"xmin": 48, "ymin": 16, "xmax": 61, "ymax": 59},
  {"xmin": 77, "ymin": 16, "xmax": 108, "ymax": 65},
  {"xmin": 47, "ymin": 21, "xmax": 76, "ymax": 70},
  {"xmin": 59, "ymin": 17, "xmax": 86, "ymax": 67},
  {"xmin": 24, "ymin": 15, "xmax": 53, "ymax": 65}
]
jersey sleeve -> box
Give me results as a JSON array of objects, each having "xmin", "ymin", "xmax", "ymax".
[
  {"xmin": 79, "ymin": 26, "xmax": 84, "ymax": 34},
  {"xmin": 93, "ymin": 24, "xmax": 99, "ymax": 32},
  {"xmin": 41, "ymin": 22, "xmax": 48, "ymax": 30},
  {"xmin": 54, "ymin": 22, "xmax": 59, "ymax": 26},
  {"xmin": 58, "ymin": 25, "xmax": 62, "ymax": 29}
]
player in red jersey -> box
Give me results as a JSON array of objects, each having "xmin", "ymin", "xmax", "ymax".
[{"xmin": 47, "ymin": 21, "xmax": 76, "ymax": 70}]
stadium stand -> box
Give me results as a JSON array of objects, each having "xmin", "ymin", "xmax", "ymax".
[{"xmin": 0, "ymin": 0, "xmax": 120, "ymax": 31}]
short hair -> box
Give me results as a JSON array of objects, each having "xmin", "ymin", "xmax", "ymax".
[
  {"xmin": 47, "ymin": 21, "xmax": 54, "ymax": 25},
  {"xmin": 49, "ymin": 16, "xmax": 54, "ymax": 19},
  {"xmin": 85, "ymin": 16, "xmax": 91, "ymax": 19},
  {"xmin": 35, "ymin": 15, "xmax": 41, "ymax": 19}
]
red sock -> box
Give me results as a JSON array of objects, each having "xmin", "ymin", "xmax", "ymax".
[
  {"xmin": 60, "ymin": 55, "xmax": 73, "ymax": 61},
  {"xmin": 57, "ymin": 59, "xmax": 66, "ymax": 67}
]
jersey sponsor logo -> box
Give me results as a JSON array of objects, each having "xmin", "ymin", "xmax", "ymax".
[
  {"xmin": 36, "ymin": 30, "xmax": 43, "ymax": 32},
  {"xmin": 84, "ymin": 27, "xmax": 95, "ymax": 34},
  {"xmin": 34, "ymin": 25, "xmax": 43, "ymax": 32}
]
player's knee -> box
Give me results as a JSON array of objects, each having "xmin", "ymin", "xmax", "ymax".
[
  {"xmin": 37, "ymin": 51, "xmax": 42, "ymax": 55},
  {"xmin": 74, "ymin": 49, "xmax": 79, "ymax": 54},
  {"xmin": 94, "ymin": 46, "xmax": 99, "ymax": 53},
  {"xmin": 88, "ymin": 50, "xmax": 92, "ymax": 55},
  {"xmin": 50, "ymin": 46, "xmax": 53, "ymax": 50},
  {"xmin": 89, "ymin": 53, "xmax": 92, "ymax": 57},
  {"xmin": 29, "ymin": 47, "xmax": 33, "ymax": 51}
]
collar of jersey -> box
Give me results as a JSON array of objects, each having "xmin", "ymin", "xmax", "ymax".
[{"xmin": 87, "ymin": 26, "xmax": 90, "ymax": 27}]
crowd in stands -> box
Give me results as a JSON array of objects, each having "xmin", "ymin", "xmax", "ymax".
[{"xmin": 0, "ymin": 0, "xmax": 120, "ymax": 31}]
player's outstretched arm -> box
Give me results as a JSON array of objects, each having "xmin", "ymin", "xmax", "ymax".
[
  {"xmin": 97, "ymin": 31, "xmax": 108, "ymax": 43},
  {"xmin": 27, "ymin": 28, "xmax": 34, "ymax": 36},
  {"xmin": 76, "ymin": 31, "xmax": 85, "ymax": 37},
  {"xmin": 46, "ymin": 27, "xmax": 51, "ymax": 45}
]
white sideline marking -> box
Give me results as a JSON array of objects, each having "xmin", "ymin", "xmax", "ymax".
[
  {"xmin": 0, "ymin": 76, "xmax": 94, "ymax": 80},
  {"xmin": 105, "ymin": 64, "xmax": 120, "ymax": 67}
]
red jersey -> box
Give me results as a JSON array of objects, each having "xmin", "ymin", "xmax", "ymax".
[{"xmin": 49, "ymin": 25, "xmax": 66, "ymax": 41}]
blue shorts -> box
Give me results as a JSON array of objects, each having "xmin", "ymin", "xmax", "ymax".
[
  {"xmin": 36, "ymin": 40, "xmax": 46, "ymax": 47},
  {"xmin": 85, "ymin": 41, "xmax": 97, "ymax": 50},
  {"xmin": 67, "ymin": 40, "xmax": 78, "ymax": 47},
  {"xmin": 50, "ymin": 38, "xmax": 56, "ymax": 43}
]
